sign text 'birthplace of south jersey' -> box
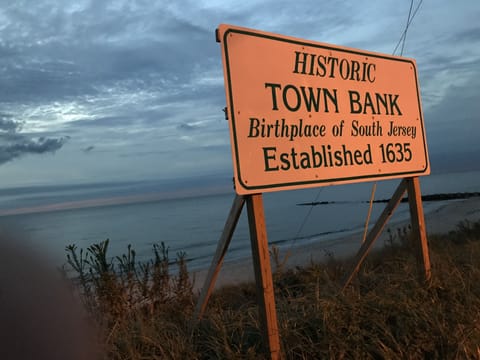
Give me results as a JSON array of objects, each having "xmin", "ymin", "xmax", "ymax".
[{"xmin": 217, "ymin": 24, "xmax": 430, "ymax": 195}]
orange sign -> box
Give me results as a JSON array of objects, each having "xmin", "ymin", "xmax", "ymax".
[{"xmin": 217, "ymin": 24, "xmax": 429, "ymax": 195}]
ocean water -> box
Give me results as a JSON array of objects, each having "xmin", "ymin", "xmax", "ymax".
[{"xmin": 0, "ymin": 170, "xmax": 479, "ymax": 270}]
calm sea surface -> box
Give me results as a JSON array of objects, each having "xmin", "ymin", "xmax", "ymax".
[{"xmin": 0, "ymin": 170, "xmax": 479, "ymax": 270}]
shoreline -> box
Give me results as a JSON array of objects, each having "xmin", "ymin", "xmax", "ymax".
[{"xmin": 193, "ymin": 196, "xmax": 480, "ymax": 290}]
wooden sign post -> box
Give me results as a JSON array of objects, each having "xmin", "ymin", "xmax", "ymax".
[
  {"xmin": 407, "ymin": 177, "xmax": 431, "ymax": 281},
  {"xmin": 194, "ymin": 193, "xmax": 281, "ymax": 358},
  {"xmin": 342, "ymin": 176, "xmax": 431, "ymax": 290},
  {"xmin": 195, "ymin": 24, "xmax": 432, "ymax": 359},
  {"xmin": 246, "ymin": 194, "xmax": 281, "ymax": 358}
]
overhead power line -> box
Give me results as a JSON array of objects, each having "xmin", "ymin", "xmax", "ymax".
[
  {"xmin": 287, "ymin": 1, "xmax": 424, "ymax": 262},
  {"xmin": 392, "ymin": 0, "xmax": 424, "ymax": 56},
  {"xmin": 362, "ymin": 0, "xmax": 424, "ymax": 246}
]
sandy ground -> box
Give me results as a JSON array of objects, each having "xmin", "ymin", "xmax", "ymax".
[{"xmin": 192, "ymin": 197, "xmax": 480, "ymax": 291}]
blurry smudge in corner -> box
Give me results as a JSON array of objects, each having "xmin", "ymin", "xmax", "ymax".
[{"xmin": 0, "ymin": 228, "xmax": 101, "ymax": 360}]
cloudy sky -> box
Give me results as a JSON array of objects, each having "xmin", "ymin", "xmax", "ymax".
[{"xmin": 0, "ymin": 0, "xmax": 479, "ymax": 189}]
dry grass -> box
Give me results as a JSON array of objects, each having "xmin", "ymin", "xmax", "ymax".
[{"xmin": 65, "ymin": 219, "xmax": 480, "ymax": 359}]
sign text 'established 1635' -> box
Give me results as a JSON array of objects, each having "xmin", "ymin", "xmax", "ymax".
[{"xmin": 217, "ymin": 24, "xmax": 430, "ymax": 195}]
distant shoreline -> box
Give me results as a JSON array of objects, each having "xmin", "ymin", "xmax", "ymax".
[
  {"xmin": 194, "ymin": 196, "xmax": 480, "ymax": 290},
  {"xmin": 297, "ymin": 192, "xmax": 480, "ymax": 206}
]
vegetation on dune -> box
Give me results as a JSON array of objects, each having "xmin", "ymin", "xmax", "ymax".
[{"xmin": 64, "ymin": 220, "xmax": 480, "ymax": 359}]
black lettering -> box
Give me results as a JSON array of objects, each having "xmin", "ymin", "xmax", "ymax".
[
  {"xmin": 265, "ymin": 83, "xmax": 281, "ymax": 110},
  {"xmin": 290, "ymin": 124, "xmax": 298, "ymax": 141},
  {"xmin": 339, "ymin": 59, "xmax": 350, "ymax": 80},
  {"xmin": 316, "ymin": 55, "xmax": 327, "ymax": 77},
  {"xmin": 280, "ymin": 118, "xmax": 289, "ymax": 138},
  {"xmin": 327, "ymin": 144, "xmax": 333, "ymax": 166},
  {"xmin": 349, "ymin": 90, "xmax": 362, "ymax": 114},
  {"xmin": 334, "ymin": 150, "xmax": 343, "ymax": 166},
  {"xmin": 375, "ymin": 93, "xmax": 389, "ymax": 115},
  {"xmin": 300, "ymin": 86, "xmax": 322, "ymax": 112},
  {"xmin": 283, "ymin": 84, "xmax": 301, "ymax": 112},
  {"xmin": 248, "ymin": 118, "xmax": 260, "ymax": 137},
  {"xmin": 351, "ymin": 119, "xmax": 359, "ymax": 136},
  {"xmin": 363, "ymin": 92, "xmax": 376, "ymax": 115},
  {"xmin": 323, "ymin": 88, "xmax": 339, "ymax": 113},
  {"xmin": 263, "ymin": 147, "xmax": 279, "ymax": 171},
  {"xmin": 353, "ymin": 149, "xmax": 363, "ymax": 164},
  {"xmin": 350, "ymin": 60, "xmax": 360, "ymax": 81},
  {"xmin": 292, "ymin": 51, "xmax": 376, "ymax": 83},
  {"xmin": 300, "ymin": 152, "xmax": 311, "ymax": 169},
  {"xmin": 290, "ymin": 147, "xmax": 299, "ymax": 169},
  {"xmin": 367, "ymin": 64, "xmax": 376, "ymax": 82},
  {"xmin": 364, "ymin": 144, "xmax": 373, "ymax": 164},
  {"xmin": 304, "ymin": 124, "xmax": 312, "ymax": 137},
  {"xmin": 280, "ymin": 152, "xmax": 290, "ymax": 170},
  {"xmin": 327, "ymin": 57, "xmax": 339, "ymax": 78},
  {"xmin": 311, "ymin": 146, "xmax": 322, "ymax": 167},
  {"xmin": 293, "ymin": 51, "xmax": 308, "ymax": 74},
  {"xmin": 342, "ymin": 145, "xmax": 353, "ymax": 165},
  {"xmin": 389, "ymin": 94, "xmax": 402, "ymax": 115},
  {"xmin": 308, "ymin": 53, "xmax": 316, "ymax": 75}
]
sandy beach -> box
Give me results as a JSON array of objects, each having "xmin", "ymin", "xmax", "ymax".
[{"xmin": 193, "ymin": 196, "xmax": 480, "ymax": 290}]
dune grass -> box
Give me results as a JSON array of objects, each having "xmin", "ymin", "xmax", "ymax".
[{"xmin": 64, "ymin": 219, "xmax": 480, "ymax": 359}]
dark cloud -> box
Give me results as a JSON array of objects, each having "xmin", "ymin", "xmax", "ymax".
[
  {"xmin": 0, "ymin": 114, "xmax": 23, "ymax": 133},
  {"xmin": 0, "ymin": 3, "xmax": 218, "ymax": 105},
  {"xmin": 450, "ymin": 25, "xmax": 480, "ymax": 43},
  {"xmin": 424, "ymin": 75, "xmax": 480, "ymax": 164},
  {"xmin": 0, "ymin": 111, "xmax": 68, "ymax": 165},
  {"xmin": 0, "ymin": 136, "xmax": 68, "ymax": 165},
  {"xmin": 82, "ymin": 145, "xmax": 95, "ymax": 153}
]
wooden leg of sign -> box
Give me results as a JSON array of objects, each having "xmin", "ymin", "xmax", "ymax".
[
  {"xmin": 246, "ymin": 194, "xmax": 281, "ymax": 360},
  {"xmin": 406, "ymin": 177, "xmax": 432, "ymax": 282},
  {"xmin": 342, "ymin": 179, "xmax": 408, "ymax": 290},
  {"xmin": 194, "ymin": 194, "xmax": 246, "ymax": 320}
]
